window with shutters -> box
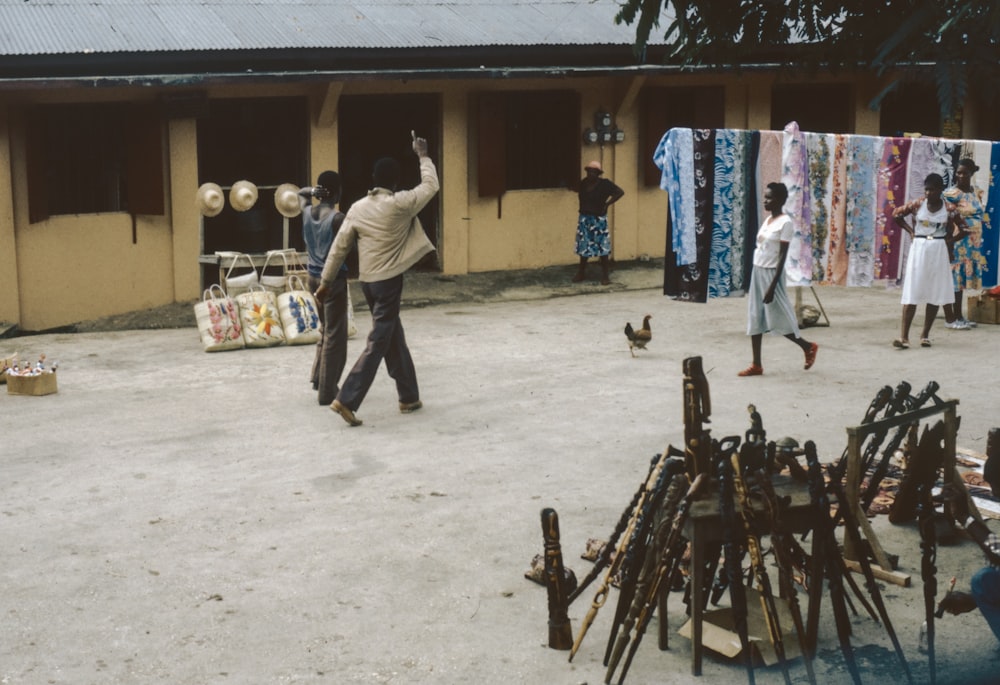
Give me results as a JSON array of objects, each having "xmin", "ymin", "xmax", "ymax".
[
  {"xmin": 26, "ymin": 103, "xmax": 165, "ymax": 223},
  {"xmin": 477, "ymin": 91, "xmax": 580, "ymax": 196},
  {"xmin": 641, "ymin": 86, "xmax": 725, "ymax": 187}
]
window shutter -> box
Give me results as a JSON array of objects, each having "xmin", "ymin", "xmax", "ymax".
[
  {"xmin": 477, "ymin": 93, "xmax": 506, "ymax": 197},
  {"xmin": 562, "ymin": 91, "xmax": 582, "ymax": 191},
  {"xmin": 643, "ymin": 89, "xmax": 668, "ymax": 187},
  {"xmin": 125, "ymin": 104, "xmax": 165, "ymax": 216},
  {"xmin": 25, "ymin": 112, "xmax": 49, "ymax": 224}
]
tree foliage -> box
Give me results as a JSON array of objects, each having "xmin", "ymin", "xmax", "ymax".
[{"xmin": 615, "ymin": 0, "xmax": 1000, "ymax": 119}]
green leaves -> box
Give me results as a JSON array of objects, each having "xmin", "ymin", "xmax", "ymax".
[{"xmin": 615, "ymin": 0, "xmax": 1000, "ymax": 121}]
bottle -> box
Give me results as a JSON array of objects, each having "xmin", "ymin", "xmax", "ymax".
[{"xmin": 918, "ymin": 620, "xmax": 928, "ymax": 654}]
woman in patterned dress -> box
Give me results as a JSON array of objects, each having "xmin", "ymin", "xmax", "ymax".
[
  {"xmin": 944, "ymin": 157, "xmax": 989, "ymax": 327},
  {"xmin": 573, "ymin": 160, "xmax": 624, "ymax": 285}
]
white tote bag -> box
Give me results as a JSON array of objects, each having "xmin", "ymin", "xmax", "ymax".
[
  {"xmin": 259, "ymin": 249, "xmax": 293, "ymax": 296},
  {"xmin": 277, "ymin": 276, "xmax": 322, "ymax": 345},
  {"xmin": 193, "ymin": 284, "xmax": 245, "ymax": 352},
  {"xmin": 235, "ymin": 285, "xmax": 285, "ymax": 348},
  {"xmin": 220, "ymin": 251, "xmax": 259, "ymax": 297}
]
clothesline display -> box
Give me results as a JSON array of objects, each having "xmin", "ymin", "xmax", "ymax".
[{"xmin": 653, "ymin": 123, "xmax": 999, "ymax": 303}]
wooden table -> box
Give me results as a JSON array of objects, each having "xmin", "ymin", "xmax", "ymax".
[{"xmin": 682, "ymin": 474, "xmax": 813, "ymax": 676}]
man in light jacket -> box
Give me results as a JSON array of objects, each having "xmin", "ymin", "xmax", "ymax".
[{"xmin": 315, "ymin": 133, "xmax": 438, "ymax": 426}]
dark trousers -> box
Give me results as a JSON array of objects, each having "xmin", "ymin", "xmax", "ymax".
[
  {"xmin": 308, "ymin": 275, "xmax": 348, "ymax": 406},
  {"xmin": 336, "ymin": 274, "xmax": 419, "ymax": 411}
]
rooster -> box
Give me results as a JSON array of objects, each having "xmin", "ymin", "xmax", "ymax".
[{"xmin": 624, "ymin": 315, "xmax": 652, "ymax": 357}]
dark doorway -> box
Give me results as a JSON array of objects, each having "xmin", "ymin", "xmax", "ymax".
[
  {"xmin": 879, "ymin": 83, "xmax": 941, "ymax": 137},
  {"xmin": 197, "ymin": 97, "xmax": 309, "ymax": 283},
  {"xmin": 337, "ymin": 94, "xmax": 441, "ymax": 271},
  {"xmin": 771, "ymin": 84, "xmax": 853, "ymax": 134}
]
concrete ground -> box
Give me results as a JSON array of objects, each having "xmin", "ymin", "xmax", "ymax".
[{"xmin": 3, "ymin": 261, "xmax": 999, "ymax": 685}]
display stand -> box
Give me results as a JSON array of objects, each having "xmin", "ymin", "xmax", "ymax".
[
  {"xmin": 197, "ymin": 250, "xmax": 309, "ymax": 291},
  {"xmin": 842, "ymin": 399, "xmax": 978, "ymax": 587}
]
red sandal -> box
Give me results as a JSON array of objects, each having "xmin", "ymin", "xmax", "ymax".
[
  {"xmin": 804, "ymin": 342, "xmax": 819, "ymax": 370},
  {"xmin": 738, "ymin": 364, "xmax": 763, "ymax": 377}
]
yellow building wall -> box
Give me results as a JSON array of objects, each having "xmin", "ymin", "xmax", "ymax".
[
  {"xmin": 2, "ymin": 69, "xmax": 988, "ymax": 329},
  {"xmin": 0, "ymin": 109, "xmax": 19, "ymax": 325},
  {"xmin": 7, "ymin": 107, "xmax": 177, "ymax": 331},
  {"xmin": 168, "ymin": 118, "xmax": 202, "ymax": 303}
]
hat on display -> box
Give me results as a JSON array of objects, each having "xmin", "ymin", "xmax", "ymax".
[
  {"xmin": 195, "ymin": 182, "xmax": 225, "ymax": 217},
  {"xmin": 585, "ymin": 160, "xmax": 603, "ymax": 174},
  {"xmin": 229, "ymin": 180, "xmax": 259, "ymax": 212},
  {"xmin": 274, "ymin": 183, "xmax": 302, "ymax": 218}
]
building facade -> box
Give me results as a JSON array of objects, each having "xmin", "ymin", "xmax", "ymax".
[{"xmin": 0, "ymin": 1, "xmax": 996, "ymax": 330}]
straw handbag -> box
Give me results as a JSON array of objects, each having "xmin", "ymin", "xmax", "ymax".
[
  {"xmin": 235, "ymin": 285, "xmax": 286, "ymax": 348},
  {"xmin": 219, "ymin": 251, "xmax": 259, "ymax": 297},
  {"xmin": 277, "ymin": 276, "xmax": 322, "ymax": 345},
  {"xmin": 260, "ymin": 249, "xmax": 310, "ymax": 295},
  {"xmin": 194, "ymin": 284, "xmax": 245, "ymax": 352}
]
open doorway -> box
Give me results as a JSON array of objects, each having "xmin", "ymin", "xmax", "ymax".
[
  {"xmin": 197, "ymin": 97, "xmax": 309, "ymax": 284},
  {"xmin": 337, "ymin": 94, "xmax": 441, "ymax": 272}
]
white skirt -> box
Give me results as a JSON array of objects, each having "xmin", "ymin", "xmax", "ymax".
[
  {"xmin": 901, "ymin": 238, "xmax": 953, "ymax": 306},
  {"xmin": 746, "ymin": 265, "xmax": 800, "ymax": 336}
]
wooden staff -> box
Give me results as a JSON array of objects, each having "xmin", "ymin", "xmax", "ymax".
[
  {"xmin": 610, "ymin": 472, "xmax": 707, "ymax": 685},
  {"xmin": 568, "ymin": 453, "xmax": 661, "ymax": 605},
  {"xmin": 541, "ymin": 508, "xmax": 573, "ymax": 650},
  {"xmin": 568, "ymin": 451, "xmax": 670, "ymax": 662},
  {"xmin": 804, "ymin": 440, "xmax": 863, "ymax": 684},
  {"xmin": 603, "ymin": 456, "xmax": 684, "ymax": 666},
  {"xmin": 683, "ymin": 356, "xmax": 712, "ymax": 479},
  {"xmin": 917, "ymin": 483, "xmax": 938, "ymax": 684},
  {"xmin": 755, "ymin": 470, "xmax": 817, "ymax": 685},
  {"xmin": 826, "ymin": 441, "xmax": 915, "ymax": 685},
  {"xmin": 731, "ymin": 448, "xmax": 793, "ymax": 685},
  {"xmin": 718, "ymin": 438, "xmax": 756, "ymax": 685},
  {"xmin": 604, "ymin": 469, "xmax": 691, "ymax": 684}
]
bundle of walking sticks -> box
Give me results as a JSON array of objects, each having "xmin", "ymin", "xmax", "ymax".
[{"xmin": 536, "ymin": 358, "xmax": 951, "ymax": 685}]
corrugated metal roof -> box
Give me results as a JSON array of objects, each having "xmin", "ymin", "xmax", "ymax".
[{"xmin": 0, "ymin": 0, "xmax": 669, "ymax": 56}]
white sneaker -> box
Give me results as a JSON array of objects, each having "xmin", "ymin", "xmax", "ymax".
[
  {"xmin": 958, "ymin": 317, "xmax": 977, "ymax": 328},
  {"xmin": 945, "ymin": 319, "xmax": 971, "ymax": 330}
]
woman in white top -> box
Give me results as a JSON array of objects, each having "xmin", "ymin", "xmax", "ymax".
[
  {"xmin": 739, "ymin": 182, "xmax": 818, "ymax": 376},
  {"xmin": 892, "ymin": 172, "xmax": 969, "ymax": 348}
]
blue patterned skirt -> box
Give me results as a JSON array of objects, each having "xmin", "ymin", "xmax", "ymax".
[{"xmin": 575, "ymin": 214, "xmax": 611, "ymax": 258}]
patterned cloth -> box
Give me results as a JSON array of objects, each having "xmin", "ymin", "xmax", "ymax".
[
  {"xmin": 653, "ymin": 128, "xmax": 696, "ymax": 266},
  {"xmin": 806, "ymin": 132, "xmax": 834, "ymax": 284},
  {"xmin": 710, "ymin": 130, "xmax": 737, "ymax": 297},
  {"xmin": 845, "ymin": 135, "xmax": 882, "ymax": 287},
  {"xmin": 654, "ymin": 126, "xmax": 1000, "ymax": 297},
  {"xmin": 782, "ymin": 121, "xmax": 812, "ymax": 286},
  {"xmin": 875, "ymin": 137, "xmax": 912, "ymax": 282},
  {"xmin": 986, "ymin": 142, "xmax": 1000, "ymax": 288},
  {"xmin": 575, "ymin": 214, "xmax": 611, "ymax": 258}
]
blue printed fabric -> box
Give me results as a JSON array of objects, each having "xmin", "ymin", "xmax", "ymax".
[
  {"xmin": 653, "ymin": 128, "xmax": 697, "ymax": 265},
  {"xmin": 711, "ymin": 129, "xmax": 739, "ymax": 297},
  {"xmin": 844, "ymin": 135, "xmax": 882, "ymax": 287},
  {"xmin": 985, "ymin": 142, "xmax": 1000, "ymax": 287}
]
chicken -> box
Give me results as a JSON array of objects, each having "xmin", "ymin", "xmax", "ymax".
[{"xmin": 624, "ymin": 314, "xmax": 652, "ymax": 357}]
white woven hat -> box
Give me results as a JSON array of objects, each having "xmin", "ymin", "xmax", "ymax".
[
  {"xmin": 274, "ymin": 183, "xmax": 301, "ymax": 218},
  {"xmin": 195, "ymin": 182, "xmax": 225, "ymax": 217},
  {"xmin": 229, "ymin": 180, "xmax": 259, "ymax": 212}
]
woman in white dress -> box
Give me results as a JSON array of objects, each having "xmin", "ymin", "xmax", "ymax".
[
  {"xmin": 891, "ymin": 173, "xmax": 969, "ymax": 348},
  {"xmin": 739, "ymin": 182, "xmax": 818, "ymax": 376}
]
